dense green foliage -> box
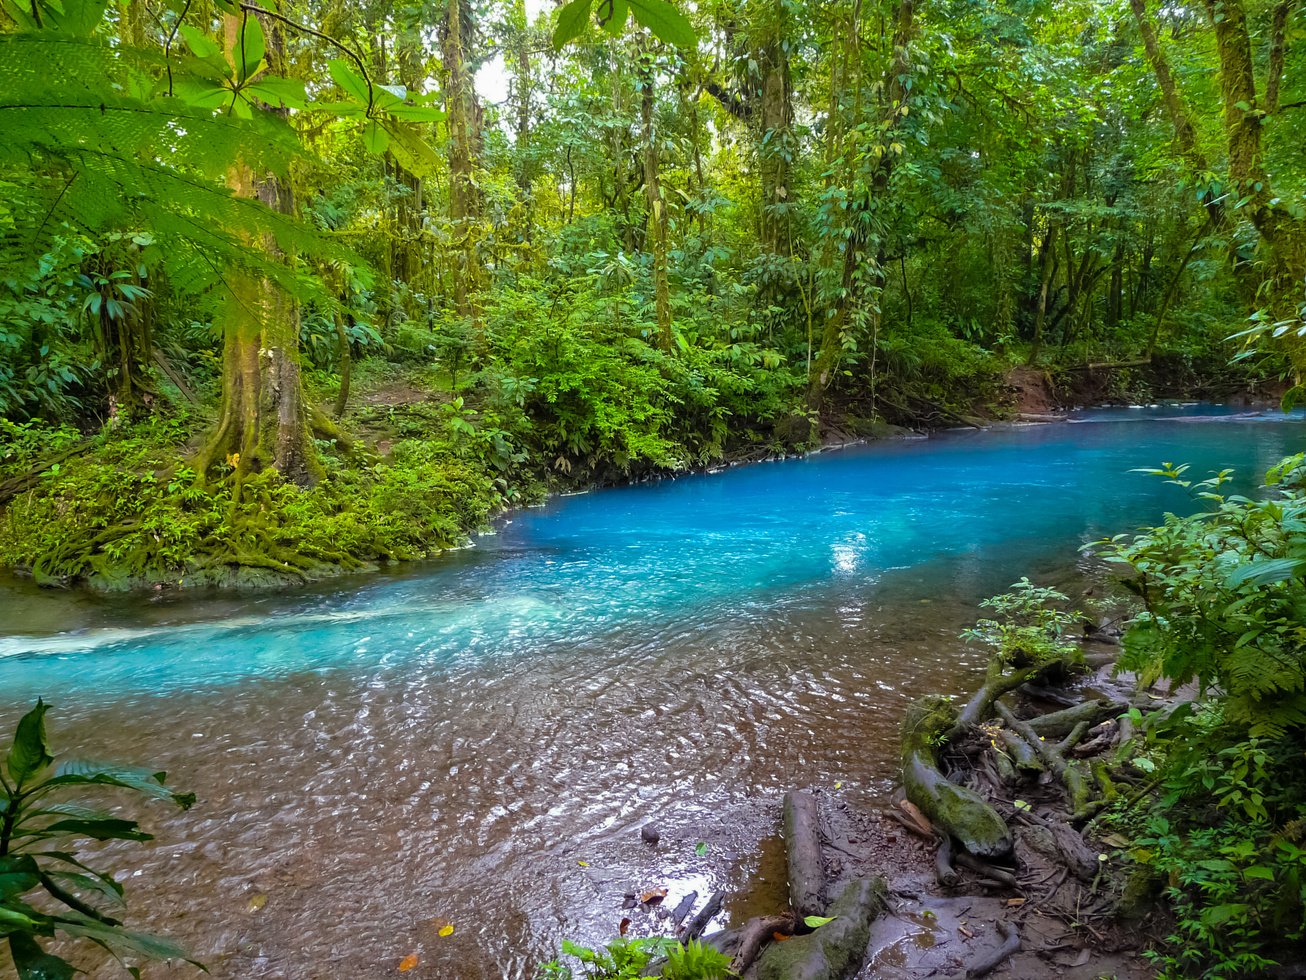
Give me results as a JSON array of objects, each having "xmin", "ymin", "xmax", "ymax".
[
  {"xmin": 960, "ymin": 577, "xmax": 1081, "ymax": 664},
  {"xmin": 1095, "ymin": 458, "xmax": 1306, "ymax": 977},
  {"xmin": 540, "ymin": 937, "xmax": 731, "ymax": 980},
  {"xmin": 2, "ymin": 0, "xmax": 1299, "ymax": 587},
  {"xmin": 0, "ymin": 700, "xmax": 199, "ymax": 978}
]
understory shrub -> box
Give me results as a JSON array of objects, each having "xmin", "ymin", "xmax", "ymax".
[{"xmin": 1094, "ymin": 455, "xmax": 1306, "ymax": 978}]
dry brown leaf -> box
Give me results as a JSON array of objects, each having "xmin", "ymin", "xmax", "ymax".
[
  {"xmin": 1006, "ymin": 898, "xmax": 1026, "ymax": 907},
  {"xmin": 398, "ymin": 954, "xmax": 419, "ymax": 972},
  {"xmin": 897, "ymin": 799, "xmax": 934, "ymax": 836},
  {"xmin": 619, "ymin": 918, "xmax": 631, "ymax": 937},
  {"xmin": 640, "ymin": 887, "xmax": 668, "ymax": 905},
  {"xmin": 772, "ymin": 931, "xmax": 791, "ymax": 942}
]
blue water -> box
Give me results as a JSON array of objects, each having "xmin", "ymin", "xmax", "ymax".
[{"xmin": 1, "ymin": 405, "xmax": 1301, "ymax": 702}]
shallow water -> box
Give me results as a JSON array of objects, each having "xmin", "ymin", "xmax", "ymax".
[{"xmin": 0, "ymin": 406, "xmax": 1302, "ymax": 978}]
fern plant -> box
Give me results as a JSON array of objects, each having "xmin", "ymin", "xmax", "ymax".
[{"xmin": 1094, "ymin": 456, "xmax": 1306, "ymax": 736}]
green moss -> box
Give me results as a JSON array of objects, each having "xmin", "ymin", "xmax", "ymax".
[
  {"xmin": 901, "ymin": 696, "xmax": 1014, "ymax": 858},
  {"xmin": 0, "ymin": 414, "xmax": 504, "ymax": 591}
]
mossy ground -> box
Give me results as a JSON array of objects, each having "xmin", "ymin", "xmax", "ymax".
[{"xmin": 0, "ymin": 366, "xmax": 529, "ymax": 591}]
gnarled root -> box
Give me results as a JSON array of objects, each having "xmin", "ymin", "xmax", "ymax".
[{"xmin": 903, "ymin": 697, "xmax": 1013, "ymax": 859}]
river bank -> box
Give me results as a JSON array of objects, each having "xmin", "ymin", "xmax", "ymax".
[{"xmin": 0, "ymin": 353, "xmax": 1284, "ymax": 599}]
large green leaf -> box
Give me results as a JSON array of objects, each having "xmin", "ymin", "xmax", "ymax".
[
  {"xmin": 7, "ymin": 701, "xmax": 54, "ymax": 789},
  {"xmin": 49, "ymin": 760, "xmax": 196, "ymax": 810},
  {"xmin": 601, "ymin": 0, "xmax": 630, "ymax": 35},
  {"xmin": 236, "ymin": 14, "xmax": 265, "ymax": 82},
  {"xmin": 39, "ymin": 819, "xmax": 151, "ymax": 843},
  {"xmin": 178, "ymin": 24, "xmax": 221, "ymax": 61},
  {"xmin": 629, "ymin": 0, "xmax": 695, "ymax": 47},
  {"xmin": 1225, "ymin": 557, "xmax": 1306, "ymax": 589},
  {"xmin": 362, "ymin": 119, "xmax": 390, "ymax": 154},
  {"xmin": 0, "ymin": 857, "xmax": 40, "ymax": 902},
  {"xmin": 57, "ymin": 915, "xmax": 205, "ymax": 971},
  {"xmin": 328, "ymin": 59, "xmax": 371, "ymax": 105},
  {"xmin": 7, "ymin": 933, "xmax": 74, "ymax": 980},
  {"xmin": 0, "ymin": 900, "xmax": 54, "ymax": 939},
  {"xmin": 553, "ymin": 0, "xmax": 593, "ymax": 48},
  {"xmin": 246, "ymin": 76, "xmax": 308, "ymax": 111}
]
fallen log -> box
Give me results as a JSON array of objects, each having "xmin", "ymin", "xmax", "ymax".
[
  {"xmin": 755, "ymin": 877, "xmax": 887, "ymax": 980},
  {"xmin": 903, "ymin": 697, "xmax": 1013, "ymax": 859},
  {"xmin": 728, "ymin": 914, "xmax": 796, "ymax": 976},
  {"xmin": 1026, "ymin": 699, "xmax": 1122, "ymax": 738},
  {"xmin": 784, "ymin": 790, "xmax": 826, "ymax": 918},
  {"xmin": 670, "ymin": 891, "xmax": 698, "ymax": 931},
  {"xmin": 683, "ymin": 891, "xmax": 724, "ymax": 943}
]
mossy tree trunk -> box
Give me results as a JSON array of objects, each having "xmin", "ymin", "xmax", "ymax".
[
  {"xmin": 639, "ymin": 42, "xmax": 672, "ymax": 351},
  {"xmin": 1204, "ymin": 0, "xmax": 1306, "ymax": 370},
  {"xmin": 443, "ymin": 0, "xmax": 480, "ymax": 322},
  {"xmin": 757, "ymin": 0, "xmax": 793, "ymax": 256},
  {"xmin": 196, "ymin": 13, "xmax": 320, "ymax": 490}
]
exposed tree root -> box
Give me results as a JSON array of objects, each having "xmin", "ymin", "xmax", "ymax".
[
  {"xmin": 965, "ymin": 920, "xmax": 1020, "ymax": 977},
  {"xmin": 728, "ymin": 914, "xmax": 796, "ymax": 976}
]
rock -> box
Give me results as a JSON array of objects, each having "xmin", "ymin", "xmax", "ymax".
[
  {"xmin": 755, "ymin": 877, "xmax": 886, "ymax": 980},
  {"xmin": 640, "ymin": 823, "xmax": 660, "ymax": 845}
]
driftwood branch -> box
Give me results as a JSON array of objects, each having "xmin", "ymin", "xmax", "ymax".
[
  {"xmin": 783, "ymin": 790, "xmax": 825, "ymax": 918},
  {"xmin": 683, "ymin": 890, "xmax": 724, "ymax": 942}
]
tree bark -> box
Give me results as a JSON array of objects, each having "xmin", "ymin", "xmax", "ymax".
[
  {"xmin": 1205, "ymin": 0, "xmax": 1306, "ymax": 366},
  {"xmin": 443, "ymin": 0, "xmax": 479, "ymax": 321},
  {"xmin": 197, "ymin": 12, "xmax": 319, "ymax": 489},
  {"xmin": 639, "ymin": 42, "xmax": 672, "ymax": 350},
  {"xmin": 758, "ymin": 0, "xmax": 793, "ymax": 255}
]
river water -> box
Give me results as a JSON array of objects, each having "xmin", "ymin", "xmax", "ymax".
[{"xmin": 0, "ymin": 406, "xmax": 1302, "ymax": 978}]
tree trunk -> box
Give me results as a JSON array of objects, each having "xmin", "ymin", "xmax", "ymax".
[
  {"xmin": 758, "ymin": 0, "xmax": 793, "ymax": 255},
  {"xmin": 640, "ymin": 43, "xmax": 672, "ymax": 350},
  {"xmin": 443, "ymin": 0, "xmax": 479, "ymax": 321},
  {"xmin": 1205, "ymin": 0, "xmax": 1306, "ymax": 367},
  {"xmin": 1028, "ymin": 220, "xmax": 1058, "ymax": 365},
  {"xmin": 196, "ymin": 13, "xmax": 319, "ymax": 489}
]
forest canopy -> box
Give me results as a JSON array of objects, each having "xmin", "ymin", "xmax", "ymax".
[{"xmin": 0, "ymin": 0, "xmax": 1303, "ymax": 587}]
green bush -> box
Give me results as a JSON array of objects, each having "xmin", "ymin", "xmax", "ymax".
[{"xmin": 1094, "ymin": 455, "xmax": 1306, "ymax": 977}]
